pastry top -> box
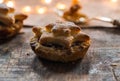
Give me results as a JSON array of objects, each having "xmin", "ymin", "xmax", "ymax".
[
  {"xmin": 49, "ymin": 22, "xmax": 81, "ymax": 36},
  {"xmin": 0, "ymin": 4, "xmax": 27, "ymax": 27},
  {"xmin": 32, "ymin": 22, "xmax": 90, "ymax": 49},
  {"xmin": 33, "ymin": 22, "xmax": 81, "ymax": 37},
  {"xmin": 70, "ymin": 4, "xmax": 81, "ymax": 14}
]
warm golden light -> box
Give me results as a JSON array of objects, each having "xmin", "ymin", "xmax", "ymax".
[
  {"xmin": 37, "ymin": 7, "xmax": 47, "ymax": 14},
  {"xmin": 6, "ymin": 0, "xmax": 14, "ymax": 7},
  {"xmin": 111, "ymin": 0, "xmax": 117, "ymax": 3},
  {"xmin": 0, "ymin": 0, "xmax": 4, "ymax": 3},
  {"xmin": 22, "ymin": 6, "xmax": 31, "ymax": 14},
  {"xmin": 56, "ymin": 3, "xmax": 66, "ymax": 10},
  {"xmin": 41, "ymin": 0, "xmax": 52, "ymax": 4},
  {"xmin": 72, "ymin": 0, "xmax": 79, "ymax": 5}
]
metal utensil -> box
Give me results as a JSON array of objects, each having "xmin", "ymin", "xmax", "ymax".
[{"xmin": 92, "ymin": 16, "xmax": 120, "ymax": 27}]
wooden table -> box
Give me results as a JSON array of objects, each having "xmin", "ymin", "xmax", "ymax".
[{"xmin": 0, "ymin": 0, "xmax": 120, "ymax": 81}]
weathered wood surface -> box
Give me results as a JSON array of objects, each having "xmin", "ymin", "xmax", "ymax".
[{"xmin": 0, "ymin": 0, "xmax": 120, "ymax": 81}]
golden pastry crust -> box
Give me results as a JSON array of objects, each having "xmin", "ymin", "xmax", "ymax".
[
  {"xmin": 0, "ymin": 4, "xmax": 9, "ymax": 15},
  {"xmin": 39, "ymin": 33, "xmax": 73, "ymax": 49},
  {"xmin": 0, "ymin": 21, "xmax": 23, "ymax": 39},
  {"xmin": 30, "ymin": 22, "xmax": 90, "ymax": 62},
  {"xmin": 0, "ymin": 14, "xmax": 14, "ymax": 26},
  {"xmin": 0, "ymin": 4, "xmax": 27, "ymax": 39}
]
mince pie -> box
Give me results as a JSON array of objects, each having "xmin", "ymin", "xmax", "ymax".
[
  {"xmin": 0, "ymin": 4, "xmax": 27, "ymax": 39},
  {"xmin": 63, "ymin": 2, "xmax": 88, "ymax": 24},
  {"xmin": 30, "ymin": 22, "xmax": 90, "ymax": 62}
]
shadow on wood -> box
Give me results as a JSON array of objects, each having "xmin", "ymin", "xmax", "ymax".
[
  {"xmin": 0, "ymin": 38, "xmax": 14, "ymax": 45},
  {"xmin": 31, "ymin": 56, "xmax": 91, "ymax": 76}
]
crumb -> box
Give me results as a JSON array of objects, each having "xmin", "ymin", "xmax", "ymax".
[{"xmin": 26, "ymin": 53, "xmax": 30, "ymax": 56}]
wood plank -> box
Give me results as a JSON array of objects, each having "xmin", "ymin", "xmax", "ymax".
[{"xmin": 0, "ymin": 0, "xmax": 120, "ymax": 81}]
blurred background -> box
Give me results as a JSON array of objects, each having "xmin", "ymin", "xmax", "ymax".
[{"xmin": 1, "ymin": 0, "xmax": 120, "ymax": 26}]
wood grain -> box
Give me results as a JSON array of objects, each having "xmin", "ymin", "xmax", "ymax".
[{"xmin": 0, "ymin": 0, "xmax": 120, "ymax": 81}]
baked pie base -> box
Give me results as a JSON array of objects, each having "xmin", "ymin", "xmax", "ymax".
[
  {"xmin": 30, "ymin": 37, "xmax": 90, "ymax": 62},
  {"xmin": 30, "ymin": 22, "xmax": 90, "ymax": 62},
  {"xmin": 0, "ymin": 21, "xmax": 23, "ymax": 39}
]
